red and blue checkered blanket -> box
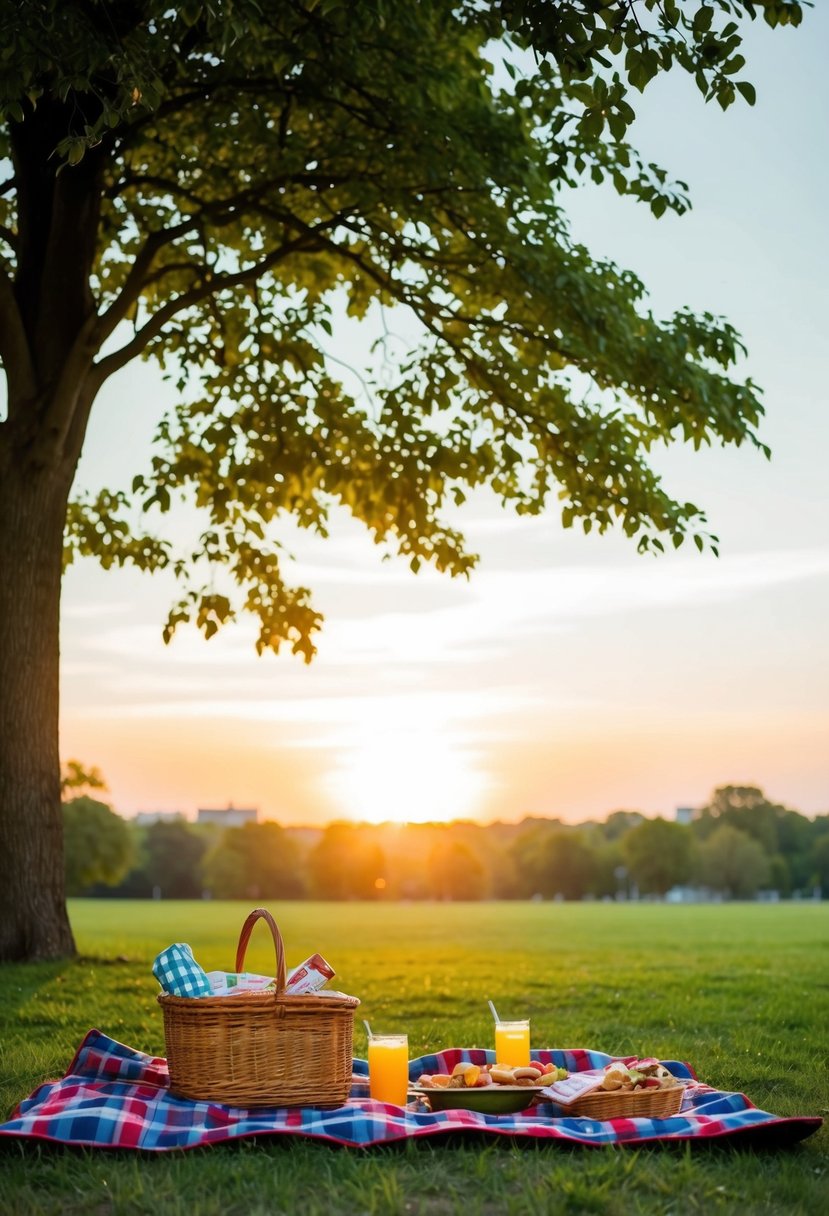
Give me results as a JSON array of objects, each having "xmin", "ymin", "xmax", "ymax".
[{"xmin": 0, "ymin": 1030, "xmax": 820, "ymax": 1150}]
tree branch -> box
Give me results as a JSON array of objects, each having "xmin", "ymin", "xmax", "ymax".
[
  {"xmin": 272, "ymin": 208, "xmax": 588, "ymax": 440},
  {"xmin": 93, "ymin": 216, "xmax": 200, "ymax": 345},
  {"xmin": 107, "ymin": 168, "xmax": 376, "ymax": 214},
  {"xmin": 141, "ymin": 260, "xmax": 206, "ymax": 289},
  {"xmin": 96, "ymin": 169, "xmax": 368, "ymax": 343},
  {"xmin": 90, "ymin": 219, "xmax": 346, "ymax": 388},
  {"xmin": 115, "ymin": 76, "xmax": 296, "ymax": 151},
  {"xmin": 331, "ymin": 206, "xmax": 588, "ymax": 366}
]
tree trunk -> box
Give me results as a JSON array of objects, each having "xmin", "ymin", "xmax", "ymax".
[
  {"xmin": 0, "ymin": 97, "xmax": 107, "ymax": 961},
  {"xmin": 0, "ymin": 456, "xmax": 76, "ymax": 960}
]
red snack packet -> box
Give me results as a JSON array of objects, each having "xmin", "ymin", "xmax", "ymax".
[{"xmin": 285, "ymin": 953, "xmax": 335, "ymax": 994}]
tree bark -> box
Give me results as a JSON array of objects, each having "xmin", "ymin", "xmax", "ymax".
[
  {"xmin": 0, "ymin": 99, "xmax": 106, "ymax": 961},
  {"xmin": 0, "ymin": 454, "xmax": 76, "ymax": 960}
]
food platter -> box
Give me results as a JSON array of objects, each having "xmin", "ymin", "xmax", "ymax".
[{"xmin": 409, "ymin": 1083, "xmax": 544, "ymax": 1114}]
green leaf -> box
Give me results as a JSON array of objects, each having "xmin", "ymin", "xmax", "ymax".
[{"xmin": 693, "ymin": 7, "xmax": 714, "ymax": 35}]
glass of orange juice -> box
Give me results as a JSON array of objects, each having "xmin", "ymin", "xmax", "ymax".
[
  {"xmin": 368, "ymin": 1034, "xmax": 409, "ymax": 1105},
  {"xmin": 495, "ymin": 1019, "xmax": 531, "ymax": 1067}
]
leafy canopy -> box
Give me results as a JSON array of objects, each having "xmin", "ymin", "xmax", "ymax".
[
  {"xmin": 63, "ymin": 795, "xmax": 135, "ymax": 894},
  {"xmin": 0, "ymin": 1, "xmax": 806, "ymax": 658},
  {"xmin": 622, "ymin": 816, "xmax": 694, "ymax": 894}
]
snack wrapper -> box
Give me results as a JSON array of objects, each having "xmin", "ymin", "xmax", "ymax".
[
  {"xmin": 285, "ymin": 953, "xmax": 335, "ymax": 994},
  {"xmin": 541, "ymin": 1071, "xmax": 605, "ymax": 1106},
  {"xmin": 205, "ymin": 953, "xmax": 335, "ymax": 997},
  {"xmin": 206, "ymin": 970, "xmax": 275, "ymax": 996}
]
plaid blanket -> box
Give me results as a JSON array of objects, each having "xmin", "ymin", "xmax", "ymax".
[{"xmin": 0, "ymin": 1030, "xmax": 820, "ymax": 1151}]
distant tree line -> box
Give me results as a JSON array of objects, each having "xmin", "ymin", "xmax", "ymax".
[{"xmin": 61, "ymin": 771, "xmax": 829, "ymax": 903}]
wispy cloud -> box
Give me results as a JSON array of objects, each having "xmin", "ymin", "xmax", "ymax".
[
  {"xmin": 318, "ymin": 545, "xmax": 829, "ymax": 665},
  {"xmin": 63, "ymin": 601, "xmax": 134, "ymax": 620},
  {"xmin": 92, "ymin": 687, "xmax": 540, "ymax": 726},
  {"xmin": 64, "ymin": 546, "xmax": 829, "ymax": 713}
]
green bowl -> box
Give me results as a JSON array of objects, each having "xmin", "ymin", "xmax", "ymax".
[{"xmin": 410, "ymin": 1085, "xmax": 540, "ymax": 1114}]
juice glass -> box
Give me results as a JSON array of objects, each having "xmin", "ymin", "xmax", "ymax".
[
  {"xmin": 495, "ymin": 1019, "xmax": 531, "ymax": 1067},
  {"xmin": 368, "ymin": 1034, "xmax": 409, "ymax": 1105}
]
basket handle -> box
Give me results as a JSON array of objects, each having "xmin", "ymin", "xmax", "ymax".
[{"xmin": 235, "ymin": 908, "xmax": 287, "ymax": 994}]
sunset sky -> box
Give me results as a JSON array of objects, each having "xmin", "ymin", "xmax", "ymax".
[{"xmin": 58, "ymin": 11, "xmax": 829, "ymax": 827}]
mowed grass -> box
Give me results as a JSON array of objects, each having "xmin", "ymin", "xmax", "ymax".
[{"xmin": 1, "ymin": 900, "xmax": 827, "ymax": 1215}]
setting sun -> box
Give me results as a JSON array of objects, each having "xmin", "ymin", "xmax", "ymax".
[{"xmin": 323, "ymin": 719, "xmax": 490, "ymax": 824}]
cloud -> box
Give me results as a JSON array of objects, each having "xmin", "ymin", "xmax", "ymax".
[
  {"xmin": 318, "ymin": 545, "xmax": 829, "ymax": 666},
  {"xmin": 63, "ymin": 601, "xmax": 133, "ymax": 620},
  {"xmin": 63, "ymin": 544, "xmax": 829, "ymax": 718},
  {"xmin": 91, "ymin": 686, "xmax": 539, "ymax": 727}
]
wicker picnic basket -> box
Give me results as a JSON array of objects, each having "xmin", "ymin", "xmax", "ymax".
[
  {"xmin": 158, "ymin": 908, "xmax": 360, "ymax": 1107},
  {"xmin": 568, "ymin": 1081, "xmax": 684, "ymax": 1119}
]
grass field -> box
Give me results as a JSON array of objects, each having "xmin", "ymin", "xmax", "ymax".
[{"xmin": 1, "ymin": 900, "xmax": 827, "ymax": 1215}]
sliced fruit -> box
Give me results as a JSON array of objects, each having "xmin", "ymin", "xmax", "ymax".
[
  {"xmin": 536, "ymin": 1071, "xmax": 559, "ymax": 1086},
  {"xmin": 430, "ymin": 1074, "xmax": 453, "ymax": 1088}
]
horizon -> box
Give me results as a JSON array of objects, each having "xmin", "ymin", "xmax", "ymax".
[{"xmin": 109, "ymin": 791, "xmax": 827, "ymax": 830}]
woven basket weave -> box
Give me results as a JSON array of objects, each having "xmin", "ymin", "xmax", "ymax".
[
  {"xmin": 159, "ymin": 908, "xmax": 360, "ymax": 1107},
  {"xmin": 568, "ymin": 1081, "xmax": 684, "ymax": 1120}
]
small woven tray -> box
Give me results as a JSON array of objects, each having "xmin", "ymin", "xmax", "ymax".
[{"xmin": 568, "ymin": 1082, "xmax": 685, "ymax": 1120}]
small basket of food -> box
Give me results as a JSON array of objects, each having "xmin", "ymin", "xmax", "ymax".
[
  {"xmin": 157, "ymin": 908, "xmax": 360, "ymax": 1108},
  {"xmin": 555, "ymin": 1058, "xmax": 686, "ymax": 1119}
]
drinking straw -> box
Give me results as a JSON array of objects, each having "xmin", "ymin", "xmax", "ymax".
[
  {"xmin": 487, "ymin": 1000, "xmax": 501, "ymax": 1023},
  {"xmin": 363, "ymin": 1019, "xmax": 374, "ymax": 1040}
]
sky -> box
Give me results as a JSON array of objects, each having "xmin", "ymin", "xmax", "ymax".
[{"xmin": 58, "ymin": 9, "xmax": 829, "ymax": 828}]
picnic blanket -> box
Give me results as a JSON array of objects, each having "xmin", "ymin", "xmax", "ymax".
[{"xmin": 0, "ymin": 1029, "xmax": 820, "ymax": 1151}]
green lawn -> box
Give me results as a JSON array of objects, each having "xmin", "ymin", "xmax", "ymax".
[{"xmin": 1, "ymin": 901, "xmax": 827, "ymax": 1215}]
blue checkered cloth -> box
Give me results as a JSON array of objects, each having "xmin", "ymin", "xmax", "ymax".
[
  {"xmin": 0, "ymin": 1031, "xmax": 821, "ymax": 1151},
  {"xmin": 152, "ymin": 943, "xmax": 212, "ymax": 998}
]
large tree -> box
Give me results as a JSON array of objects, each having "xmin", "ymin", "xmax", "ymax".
[
  {"xmin": 63, "ymin": 795, "xmax": 135, "ymax": 895},
  {"xmin": 202, "ymin": 821, "xmax": 305, "ymax": 899},
  {"xmin": 0, "ymin": 0, "xmax": 806, "ymax": 959},
  {"xmin": 144, "ymin": 818, "xmax": 208, "ymax": 899},
  {"xmin": 697, "ymin": 822, "xmax": 771, "ymax": 897},
  {"xmin": 622, "ymin": 816, "xmax": 694, "ymax": 895}
]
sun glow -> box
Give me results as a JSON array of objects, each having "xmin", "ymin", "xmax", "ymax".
[{"xmin": 323, "ymin": 721, "xmax": 490, "ymax": 824}]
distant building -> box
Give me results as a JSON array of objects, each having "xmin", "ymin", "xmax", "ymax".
[
  {"xmin": 675, "ymin": 806, "xmax": 696, "ymax": 826},
  {"xmin": 134, "ymin": 810, "xmax": 186, "ymax": 826},
  {"xmin": 197, "ymin": 803, "xmax": 258, "ymax": 827}
]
